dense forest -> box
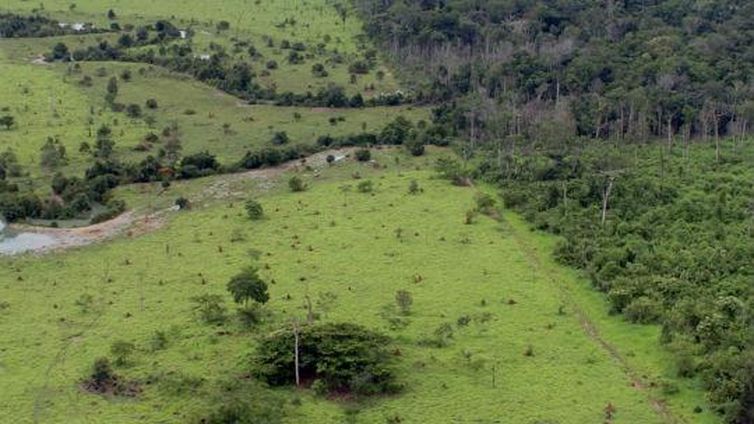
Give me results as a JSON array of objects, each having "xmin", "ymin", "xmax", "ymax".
[{"xmin": 354, "ymin": 0, "xmax": 754, "ymax": 147}]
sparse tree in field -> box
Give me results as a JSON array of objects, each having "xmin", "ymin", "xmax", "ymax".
[
  {"xmin": 40, "ymin": 137, "xmax": 67, "ymax": 169},
  {"xmin": 105, "ymin": 77, "xmax": 118, "ymax": 103},
  {"xmin": 395, "ymin": 290, "xmax": 413, "ymax": 315},
  {"xmin": 107, "ymin": 77, "xmax": 118, "ymax": 95},
  {"xmin": 107, "ymin": 9, "xmax": 117, "ymax": 20},
  {"xmin": 245, "ymin": 199, "xmax": 264, "ymax": 220},
  {"xmin": 227, "ymin": 267, "xmax": 269, "ymax": 307},
  {"xmin": 145, "ymin": 98, "xmax": 158, "ymax": 109},
  {"xmin": 0, "ymin": 115, "xmax": 14, "ymax": 130},
  {"xmin": 163, "ymin": 129, "xmax": 183, "ymax": 165},
  {"xmin": 94, "ymin": 137, "xmax": 115, "ymax": 160},
  {"xmin": 110, "ymin": 340, "xmax": 135, "ymax": 366}
]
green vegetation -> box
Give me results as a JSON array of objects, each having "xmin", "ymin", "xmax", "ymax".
[
  {"xmin": 2, "ymin": 1, "xmax": 751, "ymax": 423},
  {"xmin": 476, "ymin": 141, "xmax": 754, "ymax": 423},
  {"xmin": 0, "ymin": 149, "xmax": 716, "ymax": 423},
  {"xmin": 356, "ymin": 0, "xmax": 754, "ymax": 144}
]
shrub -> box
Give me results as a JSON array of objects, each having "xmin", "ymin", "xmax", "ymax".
[
  {"xmin": 245, "ymin": 199, "xmax": 264, "ymax": 220},
  {"xmin": 406, "ymin": 140, "xmax": 425, "ymax": 156},
  {"xmin": 623, "ymin": 296, "xmax": 662, "ymax": 324},
  {"xmin": 408, "ymin": 180, "xmax": 421, "ymax": 195},
  {"xmin": 311, "ymin": 63, "xmax": 328, "ymax": 77},
  {"xmin": 357, "ymin": 180, "xmax": 374, "ymax": 193},
  {"xmin": 348, "ymin": 60, "xmax": 370, "ymax": 74},
  {"xmin": 191, "ymin": 294, "xmax": 227, "ymax": 325},
  {"xmin": 253, "ymin": 322, "xmax": 401, "ymax": 396},
  {"xmin": 395, "ymin": 290, "xmax": 413, "ymax": 315},
  {"xmin": 355, "ymin": 149, "xmax": 371, "ymax": 162},
  {"xmin": 271, "ymin": 131, "xmax": 289, "ymax": 145},
  {"xmin": 81, "ymin": 357, "xmax": 138, "ymax": 396},
  {"xmin": 475, "ymin": 193, "xmax": 497, "ymax": 216},
  {"xmin": 125, "ymin": 103, "xmax": 142, "ymax": 118},
  {"xmin": 110, "ymin": 340, "xmax": 135, "ymax": 366},
  {"xmin": 288, "ymin": 176, "xmax": 306, "ymax": 192},
  {"xmin": 175, "ymin": 197, "xmax": 190, "ymax": 210}
]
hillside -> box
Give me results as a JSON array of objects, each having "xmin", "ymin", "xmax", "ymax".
[{"xmin": 0, "ymin": 1, "xmax": 751, "ymax": 424}]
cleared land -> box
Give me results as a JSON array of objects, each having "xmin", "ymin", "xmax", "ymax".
[{"xmin": 0, "ymin": 148, "xmax": 716, "ymax": 423}]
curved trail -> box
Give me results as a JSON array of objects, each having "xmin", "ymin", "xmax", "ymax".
[
  {"xmin": 6, "ymin": 148, "xmax": 356, "ymax": 254},
  {"xmin": 505, "ymin": 217, "xmax": 684, "ymax": 424}
]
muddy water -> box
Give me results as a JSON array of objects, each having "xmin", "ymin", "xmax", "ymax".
[{"xmin": 0, "ymin": 219, "xmax": 63, "ymax": 255}]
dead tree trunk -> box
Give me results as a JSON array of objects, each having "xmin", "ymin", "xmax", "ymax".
[
  {"xmin": 601, "ymin": 177, "xmax": 615, "ymax": 226},
  {"xmin": 293, "ymin": 320, "xmax": 301, "ymax": 387}
]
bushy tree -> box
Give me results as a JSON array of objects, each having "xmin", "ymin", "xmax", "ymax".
[
  {"xmin": 227, "ymin": 267, "xmax": 269, "ymax": 307},
  {"xmin": 253, "ymin": 323, "xmax": 401, "ymax": 396}
]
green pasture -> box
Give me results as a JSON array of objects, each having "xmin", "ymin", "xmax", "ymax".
[{"xmin": 0, "ymin": 149, "xmax": 716, "ymax": 423}]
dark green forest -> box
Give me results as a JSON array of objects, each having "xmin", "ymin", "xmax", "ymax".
[{"xmin": 355, "ymin": 0, "xmax": 754, "ymax": 145}]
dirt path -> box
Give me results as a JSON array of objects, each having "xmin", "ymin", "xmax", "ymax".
[
  {"xmin": 6, "ymin": 148, "xmax": 357, "ymax": 254},
  {"xmin": 504, "ymin": 217, "xmax": 685, "ymax": 424}
]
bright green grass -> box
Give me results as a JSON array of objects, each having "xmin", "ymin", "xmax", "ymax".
[
  {"xmin": 0, "ymin": 59, "xmax": 426, "ymax": 187},
  {"xmin": 1, "ymin": 1, "xmax": 363, "ymax": 47},
  {"xmin": 1, "ymin": 0, "xmax": 399, "ymax": 96},
  {"xmin": 0, "ymin": 149, "xmax": 715, "ymax": 423}
]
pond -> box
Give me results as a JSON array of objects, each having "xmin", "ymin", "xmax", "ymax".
[{"xmin": 0, "ymin": 219, "xmax": 63, "ymax": 255}]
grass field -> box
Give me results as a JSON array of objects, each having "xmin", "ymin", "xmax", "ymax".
[
  {"xmin": 0, "ymin": 148, "xmax": 717, "ymax": 423},
  {"xmin": 0, "ymin": 0, "xmax": 414, "ymax": 189},
  {"xmin": 0, "ymin": 59, "xmax": 424, "ymax": 184},
  {"xmin": 0, "ymin": 0, "xmax": 400, "ymax": 96}
]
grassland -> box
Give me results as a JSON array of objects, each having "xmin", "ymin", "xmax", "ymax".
[
  {"xmin": 0, "ymin": 148, "xmax": 717, "ymax": 423},
  {"xmin": 0, "ymin": 58, "xmax": 424, "ymax": 184},
  {"xmin": 0, "ymin": 1, "xmax": 723, "ymax": 423}
]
